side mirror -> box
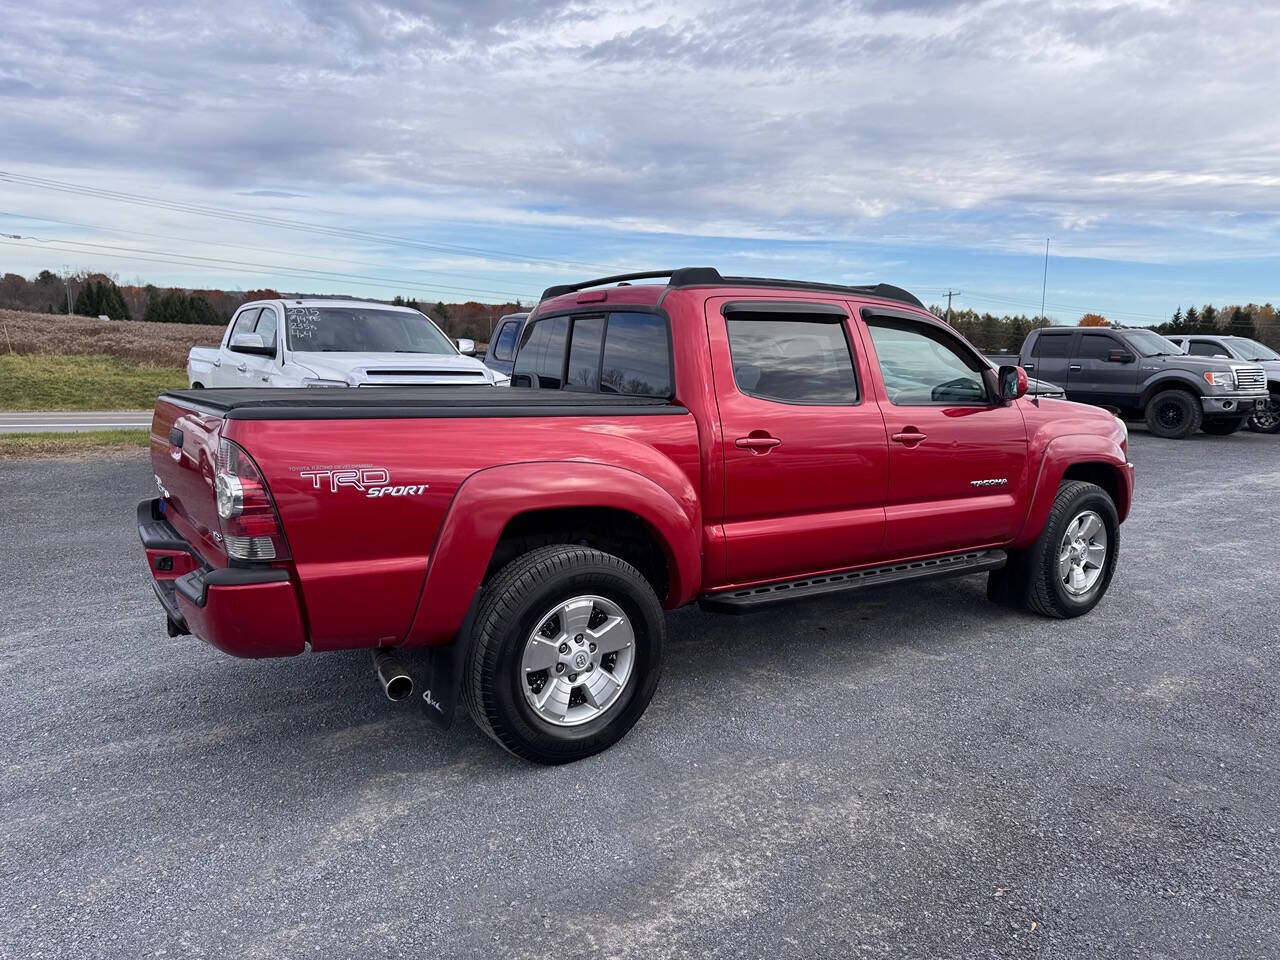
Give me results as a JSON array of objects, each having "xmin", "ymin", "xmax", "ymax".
[
  {"xmin": 456, "ymin": 338, "xmax": 476, "ymax": 356},
  {"xmin": 998, "ymin": 364, "xmax": 1028, "ymax": 400},
  {"xmin": 1106, "ymin": 350, "xmax": 1135, "ymax": 364},
  {"xmin": 229, "ymin": 333, "xmax": 273, "ymax": 355}
]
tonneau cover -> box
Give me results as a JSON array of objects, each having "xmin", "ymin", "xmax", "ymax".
[{"xmin": 161, "ymin": 386, "xmax": 688, "ymax": 420}]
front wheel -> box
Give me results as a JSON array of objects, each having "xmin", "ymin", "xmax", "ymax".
[
  {"xmin": 463, "ymin": 545, "xmax": 665, "ymax": 764},
  {"xmin": 1248, "ymin": 393, "xmax": 1280, "ymax": 434},
  {"xmin": 1144, "ymin": 389, "xmax": 1202, "ymax": 439},
  {"xmin": 1202, "ymin": 416, "xmax": 1246, "ymax": 436},
  {"xmin": 1024, "ymin": 480, "xmax": 1120, "ymax": 619}
]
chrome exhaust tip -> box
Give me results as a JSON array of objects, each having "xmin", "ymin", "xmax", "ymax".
[{"xmin": 372, "ymin": 649, "xmax": 413, "ymax": 702}]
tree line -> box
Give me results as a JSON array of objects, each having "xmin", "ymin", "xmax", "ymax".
[{"xmin": 0, "ymin": 268, "xmax": 525, "ymax": 342}]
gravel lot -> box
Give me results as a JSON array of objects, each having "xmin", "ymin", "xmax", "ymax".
[{"xmin": 2, "ymin": 429, "xmax": 1278, "ymax": 959}]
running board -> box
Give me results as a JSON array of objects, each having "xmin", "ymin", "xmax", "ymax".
[{"xmin": 698, "ymin": 549, "xmax": 1008, "ymax": 614}]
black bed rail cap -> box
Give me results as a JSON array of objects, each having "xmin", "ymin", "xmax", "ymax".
[{"xmin": 539, "ymin": 267, "xmax": 923, "ymax": 309}]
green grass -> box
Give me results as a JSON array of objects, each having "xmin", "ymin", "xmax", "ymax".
[
  {"xmin": 0, "ymin": 354, "xmax": 186, "ymax": 411},
  {"xmin": 0, "ymin": 429, "xmax": 150, "ymax": 458}
]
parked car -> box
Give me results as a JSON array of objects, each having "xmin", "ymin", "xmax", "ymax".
[
  {"xmin": 1017, "ymin": 326, "xmax": 1268, "ymax": 438},
  {"xmin": 481, "ymin": 312, "xmax": 527, "ymax": 384},
  {"xmin": 141, "ymin": 267, "xmax": 1133, "ymax": 764},
  {"xmin": 187, "ymin": 297, "xmax": 501, "ymax": 389},
  {"xmin": 1166, "ymin": 334, "xmax": 1280, "ymax": 434}
]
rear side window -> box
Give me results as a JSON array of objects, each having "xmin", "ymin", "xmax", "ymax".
[
  {"xmin": 1034, "ymin": 333, "xmax": 1073, "ymax": 358},
  {"xmin": 1076, "ymin": 333, "xmax": 1117, "ymax": 359},
  {"xmin": 512, "ymin": 311, "xmax": 673, "ymax": 397},
  {"xmin": 600, "ymin": 313, "xmax": 671, "ymax": 397},
  {"xmin": 726, "ymin": 317, "xmax": 857, "ymax": 404},
  {"xmin": 513, "ymin": 315, "xmax": 569, "ymax": 388},
  {"xmin": 491, "ymin": 320, "xmax": 520, "ymax": 362}
]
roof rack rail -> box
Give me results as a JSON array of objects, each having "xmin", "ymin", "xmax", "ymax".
[{"xmin": 539, "ymin": 267, "xmax": 923, "ymax": 309}]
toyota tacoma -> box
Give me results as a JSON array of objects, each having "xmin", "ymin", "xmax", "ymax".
[{"xmin": 141, "ymin": 268, "xmax": 1135, "ymax": 763}]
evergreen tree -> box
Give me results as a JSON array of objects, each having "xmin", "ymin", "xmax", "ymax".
[
  {"xmin": 1183, "ymin": 305, "xmax": 1200, "ymax": 331},
  {"xmin": 1226, "ymin": 306, "xmax": 1254, "ymax": 337},
  {"xmin": 1200, "ymin": 304, "xmax": 1218, "ymax": 331}
]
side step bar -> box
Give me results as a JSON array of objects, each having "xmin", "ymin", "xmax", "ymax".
[{"xmin": 698, "ymin": 549, "xmax": 1007, "ymax": 614}]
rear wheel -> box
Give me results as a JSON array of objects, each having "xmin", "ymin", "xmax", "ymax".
[
  {"xmin": 1020, "ymin": 481, "xmax": 1119, "ymax": 619},
  {"xmin": 1248, "ymin": 393, "xmax": 1280, "ymax": 434},
  {"xmin": 463, "ymin": 545, "xmax": 665, "ymax": 764},
  {"xmin": 1144, "ymin": 389, "xmax": 1202, "ymax": 439},
  {"xmin": 1202, "ymin": 416, "xmax": 1246, "ymax": 436}
]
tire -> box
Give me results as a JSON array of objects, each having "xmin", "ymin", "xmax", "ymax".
[
  {"xmin": 462, "ymin": 545, "xmax": 665, "ymax": 764},
  {"xmin": 1144, "ymin": 389, "xmax": 1202, "ymax": 439},
  {"xmin": 191, "ymin": 382, "xmax": 204, "ymax": 389},
  {"xmin": 1202, "ymin": 416, "xmax": 1246, "ymax": 436},
  {"xmin": 1247, "ymin": 393, "xmax": 1280, "ymax": 434},
  {"xmin": 1025, "ymin": 480, "xmax": 1120, "ymax": 619}
]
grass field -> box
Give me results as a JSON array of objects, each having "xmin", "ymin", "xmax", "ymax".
[
  {"xmin": 0, "ymin": 429, "xmax": 150, "ymax": 459},
  {"xmin": 0, "ymin": 354, "xmax": 186, "ymax": 410},
  {"xmin": 0, "ymin": 308, "xmax": 220, "ymax": 366}
]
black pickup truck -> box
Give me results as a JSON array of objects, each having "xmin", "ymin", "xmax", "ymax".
[{"xmin": 1018, "ymin": 326, "xmax": 1268, "ymax": 438}]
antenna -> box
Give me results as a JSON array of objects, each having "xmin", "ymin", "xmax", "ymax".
[{"xmin": 1032, "ymin": 238, "xmax": 1050, "ymax": 407}]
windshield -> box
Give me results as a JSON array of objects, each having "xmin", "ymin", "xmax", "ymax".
[
  {"xmin": 1124, "ymin": 329, "xmax": 1182, "ymax": 357},
  {"xmin": 285, "ymin": 306, "xmax": 457, "ymax": 354},
  {"xmin": 1229, "ymin": 337, "xmax": 1280, "ymax": 361}
]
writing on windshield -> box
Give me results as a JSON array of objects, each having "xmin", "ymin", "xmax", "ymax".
[{"xmin": 285, "ymin": 307, "xmax": 456, "ymax": 354}]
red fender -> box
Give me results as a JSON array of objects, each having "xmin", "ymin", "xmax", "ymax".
[
  {"xmin": 403, "ymin": 460, "xmax": 702, "ymax": 647},
  {"xmin": 1013, "ymin": 433, "xmax": 1133, "ymax": 549}
]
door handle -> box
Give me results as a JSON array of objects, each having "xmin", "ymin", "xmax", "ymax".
[
  {"xmin": 261, "ymin": 375, "xmax": 271, "ymax": 382},
  {"xmin": 891, "ymin": 429, "xmax": 927, "ymax": 446},
  {"xmin": 735, "ymin": 433, "xmax": 781, "ymax": 454},
  {"xmin": 237, "ymin": 362, "xmax": 247, "ymax": 372},
  {"xmin": 212, "ymin": 358, "xmax": 221, "ymax": 368},
  {"xmin": 1023, "ymin": 362, "xmax": 1035, "ymax": 370},
  {"xmin": 1069, "ymin": 363, "xmax": 1081, "ymax": 371}
]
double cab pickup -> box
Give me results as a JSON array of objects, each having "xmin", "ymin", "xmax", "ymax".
[{"xmin": 141, "ymin": 268, "xmax": 1134, "ymax": 763}]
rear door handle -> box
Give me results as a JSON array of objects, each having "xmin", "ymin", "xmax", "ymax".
[
  {"xmin": 1069, "ymin": 363, "xmax": 1081, "ymax": 371},
  {"xmin": 237, "ymin": 362, "xmax": 247, "ymax": 372},
  {"xmin": 1023, "ymin": 362, "xmax": 1035, "ymax": 370},
  {"xmin": 735, "ymin": 433, "xmax": 781, "ymax": 453},
  {"xmin": 891, "ymin": 430, "xmax": 927, "ymax": 446},
  {"xmin": 212, "ymin": 358, "xmax": 221, "ymax": 367}
]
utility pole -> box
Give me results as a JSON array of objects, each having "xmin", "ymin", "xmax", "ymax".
[
  {"xmin": 62, "ymin": 264, "xmax": 72, "ymax": 315},
  {"xmin": 944, "ymin": 289, "xmax": 960, "ymax": 324}
]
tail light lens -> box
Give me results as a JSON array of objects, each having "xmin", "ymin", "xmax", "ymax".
[{"xmin": 215, "ymin": 438, "xmax": 289, "ymax": 562}]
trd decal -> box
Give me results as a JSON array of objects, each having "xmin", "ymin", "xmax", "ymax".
[{"xmin": 299, "ymin": 467, "xmax": 428, "ymax": 499}]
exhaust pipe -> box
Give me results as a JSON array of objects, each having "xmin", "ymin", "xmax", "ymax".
[{"xmin": 372, "ymin": 649, "xmax": 414, "ymax": 702}]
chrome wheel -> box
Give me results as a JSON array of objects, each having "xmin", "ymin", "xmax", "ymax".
[
  {"xmin": 521, "ymin": 595, "xmax": 635, "ymax": 726},
  {"xmin": 1058, "ymin": 510, "xmax": 1108, "ymax": 597}
]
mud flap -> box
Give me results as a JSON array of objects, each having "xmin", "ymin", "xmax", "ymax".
[{"xmin": 417, "ymin": 589, "xmax": 481, "ymax": 731}]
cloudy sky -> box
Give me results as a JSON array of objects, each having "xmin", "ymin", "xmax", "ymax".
[{"xmin": 1, "ymin": 0, "xmax": 1277, "ymax": 322}]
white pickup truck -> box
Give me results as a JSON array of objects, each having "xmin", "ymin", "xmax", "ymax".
[{"xmin": 187, "ymin": 297, "xmax": 505, "ymax": 389}]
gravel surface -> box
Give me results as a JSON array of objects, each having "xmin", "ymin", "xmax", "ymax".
[{"xmin": 2, "ymin": 428, "xmax": 1278, "ymax": 959}]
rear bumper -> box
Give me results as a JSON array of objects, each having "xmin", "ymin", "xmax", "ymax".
[{"xmin": 138, "ymin": 498, "xmax": 305, "ymax": 658}]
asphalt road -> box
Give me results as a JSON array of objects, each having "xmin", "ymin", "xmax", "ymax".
[
  {"xmin": 2, "ymin": 429, "xmax": 1278, "ymax": 959},
  {"xmin": 0, "ymin": 410, "xmax": 151, "ymax": 433}
]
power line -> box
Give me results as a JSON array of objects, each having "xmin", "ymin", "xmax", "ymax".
[
  {"xmin": 0, "ymin": 170, "xmax": 617, "ymax": 273},
  {"xmin": 0, "ymin": 213, "xmax": 540, "ymax": 302},
  {"xmin": 0, "ymin": 236, "xmax": 533, "ymax": 304}
]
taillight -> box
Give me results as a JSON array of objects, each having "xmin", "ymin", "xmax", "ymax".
[{"xmin": 215, "ymin": 438, "xmax": 289, "ymax": 562}]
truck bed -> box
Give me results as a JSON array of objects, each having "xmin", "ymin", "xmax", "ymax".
[{"xmin": 161, "ymin": 386, "xmax": 688, "ymax": 420}]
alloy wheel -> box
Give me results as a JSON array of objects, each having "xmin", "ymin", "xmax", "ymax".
[
  {"xmin": 1058, "ymin": 510, "xmax": 1108, "ymax": 597},
  {"xmin": 521, "ymin": 595, "xmax": 635, "ymax": 726}
]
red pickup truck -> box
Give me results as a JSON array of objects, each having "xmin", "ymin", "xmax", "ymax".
[{"xmin": 140, "ymin": 268, "xmax": 1134, "ymax": 763}]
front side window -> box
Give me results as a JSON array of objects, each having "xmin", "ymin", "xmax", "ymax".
[
  {"xmin": 284, "ymin": 307, "xmax": 456, "ymax": 354},
  {"xmin": 1188, "ymin": 340, "xmax": 1230, "ymax": 358},
  {"xmin": 866, "ymin": 319, "xmax": 989, "ymax": 406},
  {"xmin": 491, "ymin": 320, "xmax": 520, "ymax": 362},
  {"xmin": 254, "ymin": 308, "xmax": 278, "ymax": 353},
  {"xmin": 1076, "ymin": 333, "xmax": 1118, "ymax": 360},
  {"xmin": 229, "ymin": 308, "xmax": 260, "ymax": 342},
  {"xmin": 726, "ymin": 316, "xmax": 857, "ymax": 404},
  {"xmin": 513, "ymin": 315, "xmax": 569, "ymax": 388}
]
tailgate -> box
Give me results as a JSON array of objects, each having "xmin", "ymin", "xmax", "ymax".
[{"xmin": 150, "ymin": 396, "xmax": 230, "ymax": 568}]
